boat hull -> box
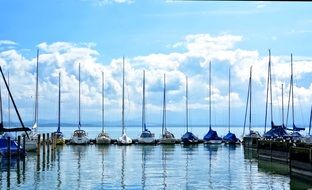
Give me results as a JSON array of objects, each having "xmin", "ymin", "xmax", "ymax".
[
  {"xmin": 96, "ymin": 136, "xmax": 111, "ymax": 145},
  {"xmin": 159, "ymin": 138, "xmax": 176, "ymax": 144},
  {"xmin": 117, "ymin": 134, "xmax": 132, "ymax": 145},
  {"xmin": 204, "ymin": 139, "xmax": 223, "ymax": 144},
  {"xmin": 138, "ymin": 137, "xmax": 156, "ymax": 144},
  {"xmin": 70, "ymin": 137, "xmax": 89, "ymax": 145}
]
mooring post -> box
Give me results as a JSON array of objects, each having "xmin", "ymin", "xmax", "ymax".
[
  {"xmin": 47, "ymin": 133, "xmax": 50, "ymax": 158},
  {"xmin": 22, "ymin": 134, "xmax": 26, "ymax": 156},
  {"xmin": 7, "ymin": 136, "xmax": 11, "ymax": 160},
  {"xmin": 37, "ymin": 134, "xmax": 41, "ymax": 157},
  {"xmin": 51, "ymin": 133, "xmax": 55, "ymax": 151},
  {"xmin": 53, "ymin": 133, "xmax": 56, "ymax": 150},
  {"xmin": 42, "ymin": 133, "xmax": 46, "ymax": 156},
  {"xmin": 17, "ymin": 135, "xmax": 21, "ymax": 157}
]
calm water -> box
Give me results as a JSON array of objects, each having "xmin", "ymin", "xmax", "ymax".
[{"xmin": 1, "ymin": 126, "xmax": 312, "ymax": 189}]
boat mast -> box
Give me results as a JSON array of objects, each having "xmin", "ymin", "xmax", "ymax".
[
  {"xmin": 243, "ymin": 66, "xmax": 252, "ymax": 136},
  {"xmin": 122, "ymin": 57, "xmax": 125, "ymax": 135},
  {"xmin": 282, "ymin": 84, "xmax": 284, "ymax": 126},
  {"xmin": 269, "ymin": 50, "xmax": 273, "ymax": 126},
  {"xmin": 78, "ymin": 63, "xmax": 81, "ymax": 130},
  {"xmin": 309, "ymin": 105, "xmax": 312, "ymax": 136},
  {"xmin": 264, "ymin": 50, "xmax": 271, "ymax": 133},
  {"xmin": 34, "ymin": 49, "xmax": 39, "ymax": 132},
  {"xmin": 102, "ymin": 71, "xmax": 104, "ymax": 133},
  {"xmin": 228, "ymin": 67, "xmax": 231, "ymax": 133},
  {"xmin": 57, "ymin": 72, "xmax": 61, "ymax": 133},
  {"xmin": 142, "ymin": 70, "xmax": 146, "ymax": 132},
  {"xmin": 162, "ymin": 74, "xmax": 166, "ymax": 135},
  {"xmin": 291, "ymin": 54, "xmax": 295, "ymax": 127},
  {"xmin": 249, "ymin": 66, "xmax": 252, "ymax": 133},
  {"xmin": 186, "ymin": 75, "xmax": 189, "ymax": 132},
  {"xmin": 209, "ymin": 61, "xmax": 212, "ymax": 130},
  {"xmin": 8, "ymin": 72, "xmax": 10, "ymax": 128}
]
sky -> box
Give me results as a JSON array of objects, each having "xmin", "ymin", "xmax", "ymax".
[{"xmin": 0, "ymin": 0, "xmax": 311, "ymax": 129}]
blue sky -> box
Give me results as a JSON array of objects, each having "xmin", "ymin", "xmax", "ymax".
[{"xmin": 0, "ymin": 0, "xmax": 312, "ymax": 129}]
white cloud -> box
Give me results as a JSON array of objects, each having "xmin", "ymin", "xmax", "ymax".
[
  {"xmin": 1, "ymin": 33, "xmax": 311, "ymax": 125},
  {"xmin": 0, "ymin": 40, "xmax": 17, "ymax": 46}
]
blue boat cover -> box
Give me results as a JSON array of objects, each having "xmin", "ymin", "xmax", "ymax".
[
  {"xmin": 181, "ymin": 131, "xmax": 198, "ymax": 143},
  {"xmin": 0, "ymin": 133, "xmax": 24, "ymax": 156},
  {"xmin": 140, "ymin": 129, "xmax": 154, "ymax": 138},
  {"xmin": 204, "ymin": 128, "xmax": 222, "ymax": 141},
  {"xmin": 223, "ymin": 131, "xmax": 239, "ymax": 143},
  {"xmin": 263, "ymin": 122, "xmax": 288, "ymax": 139}
]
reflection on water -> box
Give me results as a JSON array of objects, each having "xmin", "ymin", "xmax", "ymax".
[{"xmin": 0, "ymin": 144, "xmax": 312, "ymax": 189}]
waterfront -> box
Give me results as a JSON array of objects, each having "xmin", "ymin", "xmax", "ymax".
[{"xmin": 1, "ymin": 126, "xmax": 312, "ymax": 189}]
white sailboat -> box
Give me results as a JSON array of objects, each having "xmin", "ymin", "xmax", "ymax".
[
  {"xmin": 159, "ymin": 74, "xmax": 175, "ymax": 144},
  {"xmin": 117, "ymin": 57, "xmax": 132, "ymax": 145},
  {"xmin": 70, "ymin": 63, "xmax": 90, "ymax": 145},
  {"xmin": 138, "ymin": 70, "xmax": 155, "ymax": 144},
  {"xmin": 55, "ymin": 72, "xmax": 65, "ymax": 145},
  {"xmin": 96, "ymin": 71, "xmax": 111, "ymax": 144},
  {"xmin": 24, "ymin": 49, "xmax": 40, "ymax": 151}
]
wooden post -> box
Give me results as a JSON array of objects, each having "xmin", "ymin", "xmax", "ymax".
[
  {"xmin": 7, "ymin": 136, "xmax": 11, "ymax": 159},
  {"xmin": 37, "ymin": 134, "xmax": 41, "ymax": 157},
  {"xmin": 17, "ymin": 136, "xmax": 21, "ymax": 157},
  {"xmin": 47, "ymin": 133, "xmax": 50, "ymax": 160},
  {"xmin": 42, "ymin": 133, "xmax": 46, "ymax": 156},
  {"xmin": 51, "ymin": 133, "xmax": 54, "ymax": 151}
]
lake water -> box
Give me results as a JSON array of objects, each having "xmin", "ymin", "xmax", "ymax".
[{"xmin": 1, "ymin": 126, "xmax": 312, "ymax": 189}]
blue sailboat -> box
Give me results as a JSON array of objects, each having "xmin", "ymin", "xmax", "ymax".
[
  {"xmin": 263, "ymin": 50, "xmax": 289, "ymax": 139},
  {"xmin": 223, "ymin": 67, "xmax": 240, "ymax": 144},
  {"xmin": 181, "ymin": 76, "xmax": 199, "ymax": 145},
  {"xmin": 203, "ymin": 61, "xmax": 222, "ymax": 144},
  {"xmin": 138, "ymin": 70, "xmax": 155, "ymax": 144},
  {"xmin": 0, "ymin": 83, "xmax": 25, "ymax": 157},
  {"xmin": 285, "ymin": 54, "xmax": 304, "ymax": 140}
]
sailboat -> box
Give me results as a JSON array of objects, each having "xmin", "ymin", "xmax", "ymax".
[
  {"xmin": 54, "ymin": 73, "xmax": 64, "ymax": 145},
  {"xmin": 159, "ymin": 74, "xmax": 176, "ymax": 144},
  {"xmin": 285, "ymin": 54, "xmax": 304, "ymax": 140},
  {"xmin": 223, "ymin": 67, "xmax": 240, "ymax": 144},
  {"xmin": 138, "ymin": 70, "xmax": 155, "ymax": 144},
  {"xmin": 302, "ymin": 105, "xmax": 312, "ymax": 144},
  {"xmin": 70, "ymin": 63, "xmax": 90, "ymax": 145},
  {"xmin": 0, "ymin": 66, "xmax": 31, "ymax": 135},
  {"xmin": 242, "ymin": 66, "xmax": 261, "ymax": 146},
  {"xmin": 203, "ymin": 61, "xmax": 222, "ymax": 144},
  {"xmin": 181, "ymin": 76, "xmax": 199, "ymax": 145},
  {"xmin": 0, "ymin": 83, "xmax": 26, "ymax": 157},
  {"xmin": 24, "ymin": 49, "xmax": 40, "ymax": 151},
  {"xmin": 96, "ymin": 71, "xmax": 111, "ymax": 144},
  {"xmin": 117, "ymin": 57, "xmax": 132, "ymax": 145},
  {"xmin": 263, "ymin": 50, "xmax": 288, "ymax": 139}
]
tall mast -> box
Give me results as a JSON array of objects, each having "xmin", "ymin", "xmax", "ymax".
[
  {"xmin": 122, "ymin": 57, "xmax": 125, "ymax": 135},
  {"xmin": 142, "ymin": 70, "xmax": 146, "ymax": 132},
  {"xmin": 186, "ymin": 75, "xmax": 189, "ymax": 132},
  {"xmin": 228, "ymin": 67, "xmax": 231, "ymax": 133},
  {"xmin": 282, "ymin": 84, "xmax": 284, "ymax": 126},
  {"xmin": 8, "ymin": 72, "xmax": 10, "ymax": 128},
  {"xmin": 291, "ymin": 54, "xmax": 295, "ymax": 127},
  {"xmin": 209, "ymin": 61, "xmax": 212, "ymax": 130},
  {"xmin": 243, "ymin": 67, "xmax": 251, "ymax": 137},
  {"xmin": 78, "ymin": 63, "xmax": 81, "ymax": 130},
  {"xmin": 162, "ymin": 74, "xmax": 166, "ymax": 135},
  {"xmin": 34, "ymin": 49, "xmax": 39, "ymax": 131},
  {"xmin": 264, "ymin": 50, "xmax": 270, "ymax": 133},
  {"xmin": 269, "ymin": 50, "xmax": 273, "ymax": 125},
  {"xmin": 309, "ymin": 105, "xmax": 312, "ymax": 136},
  {"xmin": 249, "ymin": 66, "xmax": 252, "ymax": 133},
  {"xmin": 102, "ymin": 71, "xmax": 104, "ymax": 133},
  {"xmin": 57, "ymin": 72, "xmax": 61, "ymax": 133}
]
